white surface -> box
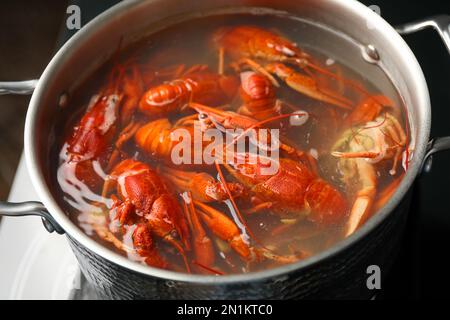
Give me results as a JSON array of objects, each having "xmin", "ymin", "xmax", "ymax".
[{"xmin": 0, "ymin": 154, "xmax": 79, "ymax": 300}]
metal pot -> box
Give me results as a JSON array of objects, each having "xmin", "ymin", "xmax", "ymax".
[{"xmin": 1, "ymin": 0, "xmax": 450, "ymax": 299}]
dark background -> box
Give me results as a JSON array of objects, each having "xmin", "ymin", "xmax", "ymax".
[
  {"xmin": 357, "ymin": 0, "xmax": 450, "ymax": 299},
  {"xmin": 0, "ymin": 1, "xmax": 68, "ymax": 199},
  {"xmin": 0, "ymin": 0, "xmax": 449, "ymax": 299}
]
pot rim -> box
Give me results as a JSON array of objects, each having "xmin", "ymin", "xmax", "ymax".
[{"xmin": 24, "ymin": 0, "xmax": 431, "ymax": 284}]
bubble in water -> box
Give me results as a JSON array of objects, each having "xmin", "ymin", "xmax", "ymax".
[{"xmin": 290, "ymin": 110, "xmax": 309, "ymax": 127}]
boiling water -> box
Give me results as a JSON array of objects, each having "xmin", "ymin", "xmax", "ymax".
[{"xmin": 52, "ymin": 13, "xmax": 409, "ymax": 274}]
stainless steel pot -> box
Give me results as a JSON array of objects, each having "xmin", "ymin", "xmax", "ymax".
[{"xmin": 1, "ymin": 0, "xmax": 450, "ymax": 299}]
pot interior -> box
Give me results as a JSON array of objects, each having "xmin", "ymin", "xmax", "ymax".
[{"xmin": 26, "ymin": 0, "xmax": 430, "ymax": 281}]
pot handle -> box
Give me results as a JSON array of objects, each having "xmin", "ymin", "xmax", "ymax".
[
  {"xmin": 420, "ymin": 137, "xmax": 450, "ymax": 173},
  {"xmin": 396, "ymin": 15, "xmax": 450, "ymax": 55},
  {"xmin": 0, "ymin": 201, "xmax": 65, "ymax": 234},
  {"xmin": 0, "ymin": 79, "xmax": 63, "ymax": 235},
  {"xmin": 396, "ymin": 16, "xmax": 450, "ymax": 173},
  {"xmin": 0, "ymin": 80, "xmax": 38, "ymax": 95}
]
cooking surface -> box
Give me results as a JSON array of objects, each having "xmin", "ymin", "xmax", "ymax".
[{"xmin": 0, "ymin": 0, "xmax": 449, "ymax": 299}]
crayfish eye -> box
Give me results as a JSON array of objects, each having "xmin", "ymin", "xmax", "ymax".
[{"xmin": 199, "ymin": 113, "xmax": 208, "ymax": 120}]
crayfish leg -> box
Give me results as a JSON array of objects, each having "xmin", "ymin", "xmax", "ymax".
[
  {"xmin": 238, "ymin": 58, "xmax": 280, "ymax": 87},
  {"xmin": 194, "ymin": 201, "xmax": 253, "ymax": 261},
  {"xmin": 182, "ymin": 192, "xmax": 215, "ymax": 269},
  {"xmin": 344, "ymin": 160, "xmax": 377, "ymax": 237},
  {"xmin": 218, "ymin": 47, "xmax": 225, "ymax": 75}
]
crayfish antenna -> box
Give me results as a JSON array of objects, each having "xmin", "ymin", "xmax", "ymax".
[
  {"xmin": 192, "ymin": 261, "xmax": 224, "ymax": 275},
  {"xmin": 214, "ymin": 161, "xmax": 256, "ymax": 242},
  {"xmin": 295, "ymin": 58, "xmax": 373, "ymax": 100},
  {"xmin": 218, "ymin": 47, "xmax": 225, "ymax": 75},
  {"xmin": 331, "ymin": 151, "xmax": 381, "ymax": 159},
  {"xmin": 163, "ymin": 234, "xmax": 191, "ymax": 274},
  {"xmin": 238, "ymin": 58, "xmax": 280, "ymax": 87}
]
